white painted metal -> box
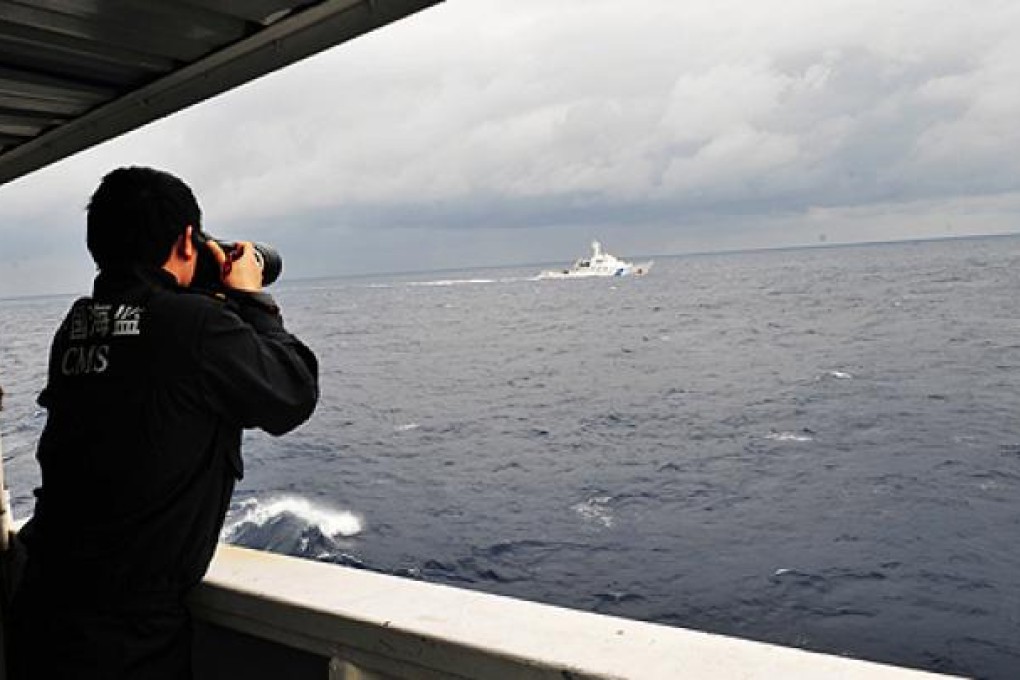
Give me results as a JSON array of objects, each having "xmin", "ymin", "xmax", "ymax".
[
  {"xmin": 0, "ymin": 425, "xmax": 9, "ymax": 554},
  {"xmin": 538, "ymin": 241, "xmax": 653, "ymax": 279},
  {"xmin": 0, "ymin": 392, "xmax": 10, "ymax": 680},
  {"xmin": 330, "ymin": 656, "xmax": 396, "ymax": 680},
  {"xmin": 191, "ymin": 544, "xmax": 963, "ymax": 680}
]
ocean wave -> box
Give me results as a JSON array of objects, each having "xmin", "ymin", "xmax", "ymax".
[
  {"xmin": 394, "ymin": 422, "xmax": 420, "ymax": 432},
  {"xmin": 224, "ymin": 495, "xmax": 363, "ymax": 540},
  {"xmin": 221, "ymin": 496, "xmax": 365, "ymax": 566},
  {"xmin": 572, "ymin": 495, "xmax": 615, "ymax": 528},
  {"xmin": 765, "ymin": 430, "xmax": 815, "ymax": 442},
  {"xmin": 816, "ymin": 370, "xmax": 854, "ymax": 381}
]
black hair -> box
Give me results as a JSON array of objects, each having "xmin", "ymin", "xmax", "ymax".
[{"xmin": 86, "ymin": 166, "xmax": 202, "ymax": 269}]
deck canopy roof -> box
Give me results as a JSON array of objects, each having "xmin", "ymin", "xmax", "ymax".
[{"xmin": 0, "ymin": 0, "xmax": 441, "ymax": 185}]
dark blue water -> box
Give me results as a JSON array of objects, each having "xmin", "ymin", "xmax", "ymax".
[{"xmin": 3, "ymin": 237, "xmax": 1020, "ymax": 678}]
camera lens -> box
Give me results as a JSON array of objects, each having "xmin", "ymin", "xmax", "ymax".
[
  {"xmin": 191, "ymin": 232, "xmax": 283, "ymax": 289},
  {"xmin": 251, "ymin": 242, "xmax": 282, "ymax": 286}
]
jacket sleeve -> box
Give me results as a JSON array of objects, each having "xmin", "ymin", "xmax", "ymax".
[{"xmin": 197, "ymin": 293, "xmax": 319, "ymax": 435}]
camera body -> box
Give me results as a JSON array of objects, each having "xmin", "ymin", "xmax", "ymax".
[{"xmin": 191, "ymin": 230, "xmax": 282, "ymax": 291}]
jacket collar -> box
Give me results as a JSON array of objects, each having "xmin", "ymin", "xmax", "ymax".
[{"xmin": 93, "ymin": 264, "xmax": 180, "ymax": 300}]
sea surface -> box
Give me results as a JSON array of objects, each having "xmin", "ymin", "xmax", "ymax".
[{"xmin": 3, "ymin": 236, "xmax": 1020, "ymax": 678}]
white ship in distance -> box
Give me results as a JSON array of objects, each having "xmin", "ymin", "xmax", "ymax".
[{"xmin": 538, "ymin": 241, "xmax": 653, "ymax": 279}]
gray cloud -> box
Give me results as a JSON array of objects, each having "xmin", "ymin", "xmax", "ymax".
[{"xmin": 1, "ymin": 0, "xmax": 1018, "ymax": 296}]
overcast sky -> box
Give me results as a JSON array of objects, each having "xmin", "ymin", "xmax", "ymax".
[{"xmin": 1, "ymin": 0, "xmax": 1019, "ymax": 297}]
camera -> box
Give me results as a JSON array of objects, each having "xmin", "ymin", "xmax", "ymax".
[{"xmin": 191, "ymin": 230, "xmax": 283, "ymax": 290}]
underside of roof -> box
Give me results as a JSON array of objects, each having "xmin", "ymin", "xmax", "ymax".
[{"xmin": 0, "ymin": 0, "xmax": 443, "ymax": 185}]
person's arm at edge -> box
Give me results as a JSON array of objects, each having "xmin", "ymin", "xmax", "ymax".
[
  {"xmin": 199, "ymin": 296, "xmax": 318, "ymax": 435},
  {"xmin": 197, "ymin": 241, "xmax": 319, "ymax": 434}
]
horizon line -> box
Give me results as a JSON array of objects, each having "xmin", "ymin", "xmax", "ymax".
[{"xmin": 3, "ymin": 231, "xmax": 1018, "ymax": 302}]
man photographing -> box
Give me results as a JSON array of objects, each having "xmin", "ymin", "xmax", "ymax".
[{"xmin": 10, "ymin": 166, "xmax": 319, "ymax": 678}]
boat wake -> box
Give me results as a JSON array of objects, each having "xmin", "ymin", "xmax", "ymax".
[{"xmin": 407, "ymin": 278, "xmax": 497, "ymax": 287}]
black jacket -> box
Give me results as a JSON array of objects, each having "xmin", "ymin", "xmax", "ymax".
[{"xmin": 20, "ymin": 266, "xmax": 318, "ymax": 597}]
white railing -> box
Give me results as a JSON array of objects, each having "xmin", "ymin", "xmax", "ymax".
[{"xmin": 189, "ymin": 544, "xmax": 962, "ymax": 680}]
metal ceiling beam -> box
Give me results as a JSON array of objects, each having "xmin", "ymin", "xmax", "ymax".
[
  {"xmin": 0, "ymin": 20, "xmax": 179, "ymax": 77},
  {"xmin": 0, "ymin": 0, "xmax": 443, "ymax": 185}
]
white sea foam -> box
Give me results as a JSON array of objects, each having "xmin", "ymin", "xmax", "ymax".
[
  {"xmin": 765, "ymin": 431, "xmax": 814, "ymax": 442},
  {"xmin": 572, "ymin": 495, "xmax": 615, "ymax": 528},
  {"xmin": 407, "ymin": 278, "xmax": 496, "ymax": 287},
  {"xmin": 394, "ymin": 422, "xmax": 420, "ymax": 432},
  {"xmin": 225, "ymin": 496, "xmax": 363, "ymax": 538}
]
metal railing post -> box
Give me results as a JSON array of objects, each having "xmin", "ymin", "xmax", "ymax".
[{"xmin": 0, "ymin": 384, "xmax": 11, "ymax": 680}]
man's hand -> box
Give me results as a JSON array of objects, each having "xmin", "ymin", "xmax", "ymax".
[{"xmin": 206, "ymin": 240, "xmax": 263, "ymax": 292}]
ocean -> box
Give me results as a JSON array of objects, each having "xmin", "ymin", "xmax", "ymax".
[{"xmin": 2, "ymin": 236, "xmax": 1019, "ymax": 678}]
